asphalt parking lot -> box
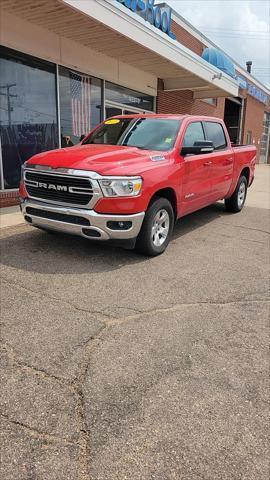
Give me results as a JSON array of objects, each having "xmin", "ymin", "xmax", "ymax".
[{"xmin": 1, "ymin": 166, "xmax": 269, "ymax": 480}]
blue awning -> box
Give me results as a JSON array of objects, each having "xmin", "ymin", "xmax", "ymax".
[{"xmin": 202, "ymin": 47, "xmax": 236, "ymax": 78}]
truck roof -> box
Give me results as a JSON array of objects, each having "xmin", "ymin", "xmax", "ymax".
[
  {"xmin": 109, "ymin": 113, "xmax": 186, "ymax": 119},
  {"xmin": 109, "ymin": 113, "xmax": 225, "ymax": 122}
]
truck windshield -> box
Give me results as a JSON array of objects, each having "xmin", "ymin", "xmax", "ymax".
[{"xmin": 82, "ymin": 118, "xmax": 180, "ymax": 151}]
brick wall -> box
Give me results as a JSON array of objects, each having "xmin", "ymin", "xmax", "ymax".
[
  {"xmin": 157, "ymin": 89, "xmax": 225, "ymax": 119},
  {"xmin": 241, "ymin": 96, "xmax": 269, "ymax": 162},
  {"xmin": 0, "ymin": 190, "xmax": 20, "ymax": 208},
  {"xmin": 171, "ymin": 21, "xmax": 205, "ymax": 56}
]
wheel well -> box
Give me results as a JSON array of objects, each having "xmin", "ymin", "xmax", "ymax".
[
  {"xmin": 240, "ymin": 167, "xmax": 250, "ymax": 185},
  {"xmin": 149, "ymin": 188, "xmax": 177, "ymax": 219}
]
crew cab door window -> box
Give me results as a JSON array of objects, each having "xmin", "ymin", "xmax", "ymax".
[
  {"xmin": 181, "ymin": 121, "xmax": 211, "ymax": 212},
  {"xmin": 182, "ymin": 122, "xmax": 205, "ymax": 149},
  {"xmin": 204, "ymin": 122, "xmax": 227, "ymax": 150},
  {"xmin": 204, "ymin": 121, "xmax": 232, "ymax": 201}
]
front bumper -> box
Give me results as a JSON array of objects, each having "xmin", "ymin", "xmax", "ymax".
[{"xmin": 21, "ymin": 199, "xmax": 145, "ymax": 241}]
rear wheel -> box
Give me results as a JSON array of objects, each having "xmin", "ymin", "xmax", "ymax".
[
  {"xmin": 225, "ymin": 175, "xmax": 247, "ymax": 213},
  {"xmin": 135, "ymin": 197, "xmax": 174, "ymax": 256}
]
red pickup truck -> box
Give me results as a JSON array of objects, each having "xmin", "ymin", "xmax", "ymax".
[{"xmin": 20, "ymin": 115, "xmax": 256, "ymax": 256}]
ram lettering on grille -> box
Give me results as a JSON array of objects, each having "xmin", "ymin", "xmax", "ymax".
[
  {"xmin": 24, "ymin": 171, "xmax": 94, "ymax": 206},
  {"xmin": 37, "ymin": 182, "xmax": 69, "ymax": 191}
]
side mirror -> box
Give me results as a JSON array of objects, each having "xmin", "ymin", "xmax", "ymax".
[{"xmin": 181, "ymin": 140, "xmax": 214, "ymax": 156}]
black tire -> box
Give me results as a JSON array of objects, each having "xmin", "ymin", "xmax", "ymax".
[
  {"xmin": 225, "ymin": 175, "xmax": 247, "ymax": 213},
  {"xmin": 135, "ymin": 197, "xmax": 174, "ymax": 256}
]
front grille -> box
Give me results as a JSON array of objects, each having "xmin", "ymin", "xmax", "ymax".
[
  {"xmin": 24, "ymin": 171, "xmax": 93, "ymax": 205},
  {"xmin": 26, "ymin": 207, "xmax": 90, "ymax": 226}
]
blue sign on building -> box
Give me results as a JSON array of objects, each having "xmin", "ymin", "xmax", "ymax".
[
  {"xmin": 237, "ymin": 75, "xmax": 268, "ymax": 105},
  {"xmin": 248, "ymin": 83, "xmax": 268, "ymax": 105},
  {"xmin": 237, "ymin": 75, "xmax": 248, "ymax": 90},
  {"xmin": 116, "ymin": 0, "xmax": 176, "ymax": 39}
]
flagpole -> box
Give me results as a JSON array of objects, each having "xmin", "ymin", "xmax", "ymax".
[{"xmin": 56, "ymin": 65, "xmax": 61, "ymax": 148}]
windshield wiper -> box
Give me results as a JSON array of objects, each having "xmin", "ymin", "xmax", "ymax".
[{"xmin": 122, "ymin": 144, "xmax": 147, "ymax": 150}]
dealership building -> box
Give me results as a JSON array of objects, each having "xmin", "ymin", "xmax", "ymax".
[{"xmin": 0, "ymin": 0, "xmax": 269, "ymax": 206}]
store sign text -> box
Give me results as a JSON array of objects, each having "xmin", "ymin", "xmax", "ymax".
[
  {"xmin": 248, "ymin": 84, "xmax": 268, "ymax": 105},
  {"xmin": 237, "ymin": 75, "xmax": 268, "ymax": 105},
  {"xmin": 116, "ymin": 0, "xmax": 176, "ymax": 39}
]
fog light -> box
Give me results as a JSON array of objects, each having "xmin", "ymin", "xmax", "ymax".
[
  {"xmin": 82, "ymin": 228, "xmax": 101, "ymax": 238},
  {"xmin": 107, "ymin": 221, "xmax": 132, "ymax": 230},
  {"xmin": 24, "ymin": 215, "xmax": 32, "ymax": 223}
]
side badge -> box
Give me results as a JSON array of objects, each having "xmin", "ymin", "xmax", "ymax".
[{"xmin": 150, "ymin": 155, "xmax": 165, "ymax": 162}]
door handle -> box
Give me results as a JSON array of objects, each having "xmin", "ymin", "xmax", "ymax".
[
  {"xmin": 226, "ymin": 157, "xmax": 233, "ymax": 164},
  {"xmin": 203, "ymin": 161, "xmax": 212, "ymax": 166}
]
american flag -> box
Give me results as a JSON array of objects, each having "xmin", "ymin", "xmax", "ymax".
[{"xmin": 70, "ymin": 71, "xmax": 91, "ymax": 137}]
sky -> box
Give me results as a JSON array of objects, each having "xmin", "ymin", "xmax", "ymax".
[{"xmin": 167, "ymin": 0, "xmax": 270, "ymax": 88}]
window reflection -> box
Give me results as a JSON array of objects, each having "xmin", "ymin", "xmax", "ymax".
[
  {"xmin": 106, "ymin": 81, "xmax": 154, "ymax": 112},
  {"xmin": 0, "ymin": 47, "xmax": 58, "ymax": 189},
  {"xmin": 0, "ymin": 47, "xmax": 154, "ymax": 191},
  {"xmin": 58, "ymin": 66, "xmax": 102, "ymax": 147}
]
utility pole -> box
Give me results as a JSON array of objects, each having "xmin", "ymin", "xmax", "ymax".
[{"xmin": 0, "ymin": 83, "xmax": 17, "ymax": 126}]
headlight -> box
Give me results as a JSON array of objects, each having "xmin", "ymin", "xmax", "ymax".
[{"xmin": 99, "ymin": 177, "xmax": 142, "ymax": 197}]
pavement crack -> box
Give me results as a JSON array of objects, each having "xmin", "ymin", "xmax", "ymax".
[
  {"xmin": 71, "ymin": 326, "xmax": 107, "ymax": 480},
  {"xmin": 105, "ymin": 296, "xmax": 270, "ymax": 326},
  {"xmin": 217, "ymin": 222, "xmax": 270, "ymax": 235},
  {"xmin": 0, "ymin": 413, "xmax": 75, "ymax": 446},
  {"xmin": 1, "ymin": 342, "xmax": 71, "ymax": 386},
  {"xmin": 1, "ymin": 277, "xmax": 111, "ymax": 320},
  {"xmin": 2, "ymin": 332, "xmax": 107, "ymax": 480}
]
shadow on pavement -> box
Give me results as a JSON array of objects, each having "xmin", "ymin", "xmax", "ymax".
[
  {"xmin": 0, "ymin": 202, "xmax": 228, "ymax": 275},
  {"xmin": 172, "ymin": 201, "xmax": 227, "ymax": 239}
]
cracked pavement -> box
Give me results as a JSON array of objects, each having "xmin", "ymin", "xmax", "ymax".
[{"xmin": 0, "ymin": 191, "xmax": 269, "ymax": 479}]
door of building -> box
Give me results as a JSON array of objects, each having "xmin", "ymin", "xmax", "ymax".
[
  {"xmin": 105, "ymin": 102, "xmax": 153, "ymax": 119},
  {"xmin": 224, "ymin": 98, "xmax": 243, "ymax": 144},
  {"xmin": 105, "ymin": 106, "xmax": 122, "ymax": 118}
]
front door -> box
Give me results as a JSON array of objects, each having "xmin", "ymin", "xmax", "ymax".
[
  {"xmin": 105, "ymin": 102, "xmax": 153, "ymax": 120},
  {"xmin": 181, "ymin": 121, "xmax": 212, "ymax": 215},
  {"xmin": 105, "ymin": 106, "xmax": 122, "ymax": 118}
]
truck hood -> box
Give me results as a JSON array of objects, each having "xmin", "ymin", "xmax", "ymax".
[{"xmin": 26, "ymin": 144, "xmax": 170, "ymax": 176}]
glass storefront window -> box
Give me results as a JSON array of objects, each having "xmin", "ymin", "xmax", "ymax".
[
  {"xmin": 105, "ymin": 81, "xmax": 154, "ymax": 112},
  {"xmin": 58, "ymin": 66, "xmax": 102, "ymax": 147},
  {"xmin": 0, "ymin": 47, "xmax": 58, "ymax": 189},
  {"xmin": 0, "ymin": 47, "xmax": 155, "ymax": 191}
]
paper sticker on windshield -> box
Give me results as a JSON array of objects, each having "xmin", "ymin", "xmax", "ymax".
[
  {"xmin": 104, "ymin": 119, "xmax": 120, "ymax": 125},
  {"xmin": 150, "ymin": 155, "xmax": 165, "ymax": 162},
  {"xmin": 165, "ymin": 137, "xmax": 172, "ymax": 143}
]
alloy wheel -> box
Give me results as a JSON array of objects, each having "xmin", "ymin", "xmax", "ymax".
[{"xmin": 151, "ymin": 209, "xmax": 170, "ymax": 247}]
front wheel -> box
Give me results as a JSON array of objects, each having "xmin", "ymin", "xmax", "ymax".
[
  {"xmin": 135, "ymin": 197, "xmax": 174, "ymax": 256},
  {"xmin": 225, "ymin": 175, "xmax": 247, "ymax": 213}
]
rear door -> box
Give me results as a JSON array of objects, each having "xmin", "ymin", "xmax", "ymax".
[
  {"xmin": 181, "ymin": 121, "xmax": 212, "ymax": 215},
  {"xmin": 203, "ymin": 121, "xmax": 234, "ymax": 201}
]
